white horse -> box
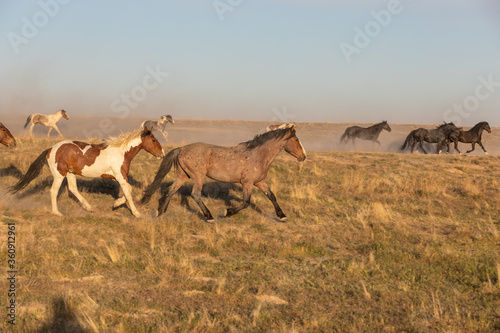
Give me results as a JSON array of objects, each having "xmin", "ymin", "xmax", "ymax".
[
  {"xmin": 24, "ymin": 110, "xmax": 69, "ymax": 138},
  {"xmin": 140, "ymin": 115, "xmax": 174, "ymax": 142}
]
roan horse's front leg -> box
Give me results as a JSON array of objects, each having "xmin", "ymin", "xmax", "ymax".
[
  {"xmin": 224, "ymin": 182, "xmax": 253, "ymax": 218},
  {"xmin": 255, "ymin": 181, "xmax": 287, "ymax": 221}
]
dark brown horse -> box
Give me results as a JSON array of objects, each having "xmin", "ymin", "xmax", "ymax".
[
  {"xmin": 10, "ymin": 128, "xmax": 164, "ymax": 217},
  {"xmin": 449, "ymin": 121, "xmax": 491, "ymax": 155},
  {"xmin": 340, "ymin": 121, "xmax": 391, "ymax": 145},
  {"xmin": 141, "ymin": 124, "xmax": 307, "ymax": 222},
  {"xmin": 0, "ymin": 123, "xmax": 16, "ymax": 148},
  {"xmin": 401, "ymin": 123, "xmax": 460, "ymax": 154}
]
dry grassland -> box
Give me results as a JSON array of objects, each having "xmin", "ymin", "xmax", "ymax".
[{"xmin": 0, "ymin": 126, "xmax": 499, "ymax": 332}]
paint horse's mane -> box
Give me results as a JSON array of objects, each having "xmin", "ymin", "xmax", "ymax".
[
  {"xmin": 240, "ymin": 127, "xmax": 295, "ymax": 150},
  {"xmin": 107, "ymin": 128, "xmax": 144, "ymax": 148}
]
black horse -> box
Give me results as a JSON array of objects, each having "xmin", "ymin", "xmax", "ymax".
[
  {"xmin": 340, "ymin": 121, "xmax": 391, "ymax": 145},
  {"xmin": 448, "ymin": 121, "xmax": 491, "ymax": 155},
  {"xmin": 401, "ymin": 123, "xmax": 460, "ymax": 154}
]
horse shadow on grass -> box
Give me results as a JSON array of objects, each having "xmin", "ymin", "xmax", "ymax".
[
  {"xmin": 0, "ymin": 164, "xmax": 23, "ymax": 179},
  {"xmin": 6, "ymin": 173, "xmax": 142, "ymax": 202},
  {"xmin": 158, "ymin": 181, "xmax": 265, "ymax": 220},
  {"xmin": 34, "ymin": 296, "xmax": 89, "ymax": 333}
]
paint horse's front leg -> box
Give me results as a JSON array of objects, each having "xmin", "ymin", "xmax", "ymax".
[{"xmin": 113, "ymin": 169, "xmax": 141, "ymax": 217}]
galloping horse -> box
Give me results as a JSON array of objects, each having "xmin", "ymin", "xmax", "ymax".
[
  {"xmin": 0, "ymin": 123, "xmax": 16, "ymax": 148},
  {"xmin": 401, "ymin": 123, "xmax": 460, "ymax": 154},
  {"xmin": 10, "ymin": 128, "xmax": 164, "ymax": 217},
  {"xmin": 340, "ymin": 121, "xmax": 392, "ymax": 145},
  {"xmin": 449, "ymin": 121, "xmax": 491, "ymax": 155},
  {"xmin": 140, "ymin": 124, "xmax": 307, "ymax": 222},
  {"xmin": 141, "ymin": 115, "xmax": 175, "ymax": 142},
  {"xmin": 24, "ymin": 110, "xmax": 69, "ymax": 137}
]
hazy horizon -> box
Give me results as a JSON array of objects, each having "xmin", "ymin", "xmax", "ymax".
[{"xmin": 1, "ymin": 1, "xmax": 499, "ymax": 126}]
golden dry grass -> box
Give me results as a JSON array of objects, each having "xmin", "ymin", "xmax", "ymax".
[{"xmin": 0, "ymin": 137, "xmax": 499, "ymax": 332}]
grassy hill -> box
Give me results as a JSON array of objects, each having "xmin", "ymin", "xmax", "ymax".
[{"xmin": 0, "ymin": 137, "xmax": 499, "ymax": 332}]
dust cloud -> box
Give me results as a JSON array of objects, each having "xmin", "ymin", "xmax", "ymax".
[{"xmin": 1, "ymin": 114, "xmax": 499, "ymax": 155}]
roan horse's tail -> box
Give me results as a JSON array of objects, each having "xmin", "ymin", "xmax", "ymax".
[
  {"xmin": 23, "ymin": 115, "xmax": 32, "ymax": 129},
  {"xmin": 140, "ymin": 148, "xmax": 181, "ymax": 204},
  {"xmin": 9, "ymin": 149, "xmax": 49, "ymax": 194},
  {"xmin": 401, "ymin": 131, "xmax": 414, "ymax": 150}
]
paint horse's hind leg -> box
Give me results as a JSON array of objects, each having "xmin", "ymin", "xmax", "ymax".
[
  {"xmin": 47, "ymin": 127, "xmax": 53, "ymax": 137},
  {"xmin": 50, "ymin": 173, "xmax": 65, "ymax": 216},
  {"xmin": 255, "ymin": 181, "xmax": 287, "ymax": 222},
  {"xmin": 66, "ymin": 173, "xmax": 93, "ymax": 212},
  {"xmin": 224, "ymin": 182, "xmax": 252, "ymax": 218},
  {"xmin": 190, "ymin": 177, "xmax": 214, "ymax": 222},
  {"xmin": 28, "ymin": 123, "xmax": 36, "ymax": 137}
]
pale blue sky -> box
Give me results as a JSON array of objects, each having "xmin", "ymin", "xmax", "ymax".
[{"xmin": 1, "ymin": 0, "xmax": 499, "ymax": 125}]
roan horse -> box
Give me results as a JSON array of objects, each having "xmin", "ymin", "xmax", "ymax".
[
  {"xmin": 140, "ymin": 124, "xmax": 307, "ymax": 222},
  {"xmin": 448, "ymin": 121, "xmax": 492, "ymax": 155},
  {"xmin": 0, "ymin": 123, "xmax": 17, "ymax": 148},
  {"xmin": 141, "ymin": 115, "xmax": 175, "ymax": 142},
  {"xmin": 24, "ymin": 110, "xmax": 70, "ymax": 137},
  {"xmin": 401, "ymin": 123, "xmax": 460, "ymax": 154},
  {"xmin": 340, "ymin": 121, "xmax": 392, "ymax": 145},
  {"xmin": 10, "ymin": 128, "xmax": 164, "ymax": 217}
]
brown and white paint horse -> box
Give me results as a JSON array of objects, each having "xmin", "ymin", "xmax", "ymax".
[
  {"xmin": 24, "ymin": 110, "xmax": 69, "ymax": 137},
  {"xmin": 10, "ymin": 128, "xmax": 164, "ymax": 217},
  {"xmin": 0, "ymin": 123, "xmax": 17, "ymax": 148},
  {"xmin": 141, "ymin": 124, "xmax": 306, "ymax": 222}
]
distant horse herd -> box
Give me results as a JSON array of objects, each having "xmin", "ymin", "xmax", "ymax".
[
  {"xmin": 0, "ymin": 110, "xmax": 493, "ymax": 220},
  {"xmin": 341, "ymin": 120, "xmax": 492, "ymax": 155}
]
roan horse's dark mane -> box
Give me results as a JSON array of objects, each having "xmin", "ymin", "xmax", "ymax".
[{"xmin": 241, "ymin": 128, "xmax": 295, "ymax": 150}]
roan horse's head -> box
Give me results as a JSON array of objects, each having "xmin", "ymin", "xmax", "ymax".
[
  {"xmin": 0, "ymin": 122, "xmax": 16, "ymax": 148},
  {"xmin": 141, "ymin": 127, "xmax": 165, "ymax": 159},
  {"xmin": 268, "ymin": 124, "xmax": 307, "ymax": 162},
  {"xmin": 60, "ymin": 110, "xmax": 69, "ymax": 120}
]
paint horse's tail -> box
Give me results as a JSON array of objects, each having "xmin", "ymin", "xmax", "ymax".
[
  {"xmin": 140, "ymin": 148, "xmax": 181, "ymax": 204},
  {"xmin": 401, "ymin": 131, "xmax": 414, "ymax": 150},
  {"xmin": 24, "ymin": 115, "xmax": 32, "ymax": 129},
  {"xmin": 9, "ymin": 149, "xmax": 49, "ymax": 194}
]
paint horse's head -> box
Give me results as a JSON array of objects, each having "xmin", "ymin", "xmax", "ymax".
[
  {"xmin": 268, "ymin": 124, "xmax": 307, "ymax": 162},
  {"xmin": 142, "ymin": 127, "xmax": 165, "ymax": 159},
  {"xmin": 162, "ymin": 115, "xmax": 175, "ymax": 124},
  {"xmin": 0, "ymin": 122, "xmax": 16, "ymax": 148},
  {"xmin": 60, "ymin": 110, "xmax": 70, "ymax": 120}
]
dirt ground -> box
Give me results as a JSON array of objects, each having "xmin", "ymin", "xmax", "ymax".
[{"xmin": 2, "ymin": 114, "xmax": 498, "ymax": 155}]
